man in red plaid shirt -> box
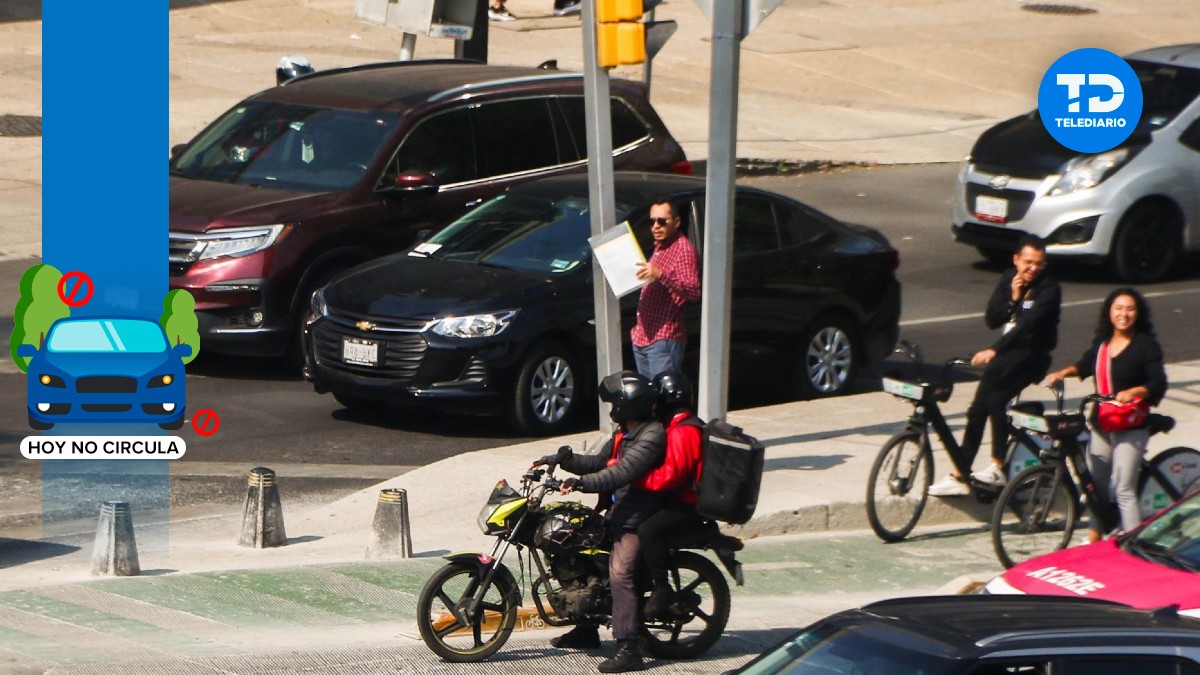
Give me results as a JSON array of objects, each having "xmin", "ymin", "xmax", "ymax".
[{"xmin": 631, "ymin": 200, "xmax": 701, "ymax": 378}]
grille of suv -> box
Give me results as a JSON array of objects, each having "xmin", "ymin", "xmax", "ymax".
[
  {"xmin": 77, "ymin": 376, "xmax": 138, "ymax": 394},
  {"xmin": 312, "ymin": 313, "xmax": 427, "ymax": 382},
  {"xmin": 965, "ymin": 182, "xmax": 1037, "ymax": 223},
  {"xmin": 169, "ymin": 233, "xmax": 204, "ymax": 276}
]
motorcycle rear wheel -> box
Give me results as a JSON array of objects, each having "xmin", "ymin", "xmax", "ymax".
[
  {"xmin": 641, "ymin": 550, "xmax": 730, "ymax": 659},
  {"xmin": 416, "ymin": 561, "xmax": 519, "ymax": 662}
]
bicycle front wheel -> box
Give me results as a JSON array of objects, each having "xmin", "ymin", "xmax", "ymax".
[
  {"xmin": 1138, "ymin": 446, "xmax": 1200, "ymax": 520},
  {"xmin": 991, "ymin": 464, "xmax": 1077, "ymax": 569},
  {"xmin": 866, "ymin": 431, "xmax": 932, "ymax": 542}
]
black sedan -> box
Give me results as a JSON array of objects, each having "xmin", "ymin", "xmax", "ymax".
[{"xmin": 302, "ymin": 172, "xmax": 901, "ymax": 435}]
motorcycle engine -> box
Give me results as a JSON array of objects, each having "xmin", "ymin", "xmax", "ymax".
[{"xmin": 546, "ymin": 554, "xmax": 610, "ymax": 619}]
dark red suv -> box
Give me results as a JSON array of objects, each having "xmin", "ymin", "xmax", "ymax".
[{"xmin": 168, "ymin": 60, "xmax": 688, "ymax": 361}]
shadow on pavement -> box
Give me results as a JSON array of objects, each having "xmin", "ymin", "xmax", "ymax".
[{"xmin": 0, "ymin": 538, "xmax": 79, "ymax": 569}]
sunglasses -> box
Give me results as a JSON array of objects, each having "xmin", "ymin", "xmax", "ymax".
[{"xmin": 649, "ymin": 217, "xmax": 676, "ymax": 226}]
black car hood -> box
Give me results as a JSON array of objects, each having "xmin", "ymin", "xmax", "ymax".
[
  {"xmin": 169, "ymin": 176, "xmax": 342, "ymax": 232},
  {"xmin": 971, "ymin": 112, "xmax": 1079, "ymax": 177},
  {"xmin": 325, "ymin": 254, "xmax": 561, "ymax": 319}
]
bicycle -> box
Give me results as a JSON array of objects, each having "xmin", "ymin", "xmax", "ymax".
[
  {"xmin": 866, "ymin": 341, "xmax": 1050, "ymax": 542},
  {"xmin": 991, "ymin": 382, "xmax": 1200, "ymax": 568}
]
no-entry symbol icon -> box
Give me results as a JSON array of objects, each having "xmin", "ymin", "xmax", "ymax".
[
  {"xmin": 193, "ymin": 409, "xmax": 221, "ymax": 437},
  {"xmin": 57, "ymin": 270, "xmax": 95, "ymax": 307}
]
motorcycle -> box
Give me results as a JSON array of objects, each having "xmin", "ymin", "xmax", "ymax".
[{"xmin": 415, "ymin": 464, "xmax": 745, "ymax": 662}]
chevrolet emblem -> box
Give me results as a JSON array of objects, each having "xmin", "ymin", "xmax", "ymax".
[
  {"xmin": 989, "ymin": 175, "xmax": 1011, "ymax": 189},
  {"xmin": 355, "ymin": 320, "xmax": 376, "ymax": 331}
]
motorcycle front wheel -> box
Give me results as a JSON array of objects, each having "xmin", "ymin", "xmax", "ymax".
[
  {"xmin": 641, "ymin": 550, "xmax": 731, "ymax": 659},
  {"xmin": 416, "ymin": 561, "xmax": 519, "ymax": 662}
]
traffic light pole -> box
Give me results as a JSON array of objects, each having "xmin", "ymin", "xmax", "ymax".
[
  {"xmin": 582, "ymin": 0, "xmax": 622, "ymax": 430},
  {"xmin": 697, "ymin": 0, "xmax": 742, "ymax": 423}
]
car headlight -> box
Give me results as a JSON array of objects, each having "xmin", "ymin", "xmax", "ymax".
[
  {"xmin": 306, "ymin": 287, "xmax": 328, "ymax": 326},
  {"xmin": 1047, "ymin": 147, "xmax": 1139, "ymax": 196},
  {"xmin": 37, "ymin": 374, "xmax": 66, "ymax": 388},
  {"xmin": 428, "ymin": 310, "xmax": 519, "ymax": 339},
  {"xmin": 147, "ymin": 374, "xmax": 176, "ymax": 388},
  {"xmin": 192, "ymin": 224, "xmax": 290, "ymax": 261}
]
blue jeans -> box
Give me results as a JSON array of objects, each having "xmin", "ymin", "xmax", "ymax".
[{"xmin": 633, "ymin": 339, "xmax": 684, "ymax": 379}]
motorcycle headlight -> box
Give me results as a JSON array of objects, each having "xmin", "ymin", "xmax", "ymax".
[
  {"xmin": 1047, "ymin": 147, "xmax": 1139, "ymax": 196},
  {"xmin": 428, "ymin": 310, "xmax": 518, "ymax": 339},
  {"xmin": 192, "ymin": 224, "xmax": 290, "ymax": 261}
]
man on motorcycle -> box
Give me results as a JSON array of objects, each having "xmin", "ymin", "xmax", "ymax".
[
  {"xmin": 637, "ymin": 370, "xmax": 709, "ymax": 618},
  {"xmin": 535, "ymin": 370, "xmax": 666, "ymax": 673}
]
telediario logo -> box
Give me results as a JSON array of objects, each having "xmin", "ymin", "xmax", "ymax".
[{"xmin": 1038, "ymin": 48, "xmax": 1143, "ymax": 153}]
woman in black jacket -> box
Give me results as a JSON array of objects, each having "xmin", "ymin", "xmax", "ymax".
[{"xmin": 1046, "ymin": 287, "xmax": 1167, "ymax": 541}]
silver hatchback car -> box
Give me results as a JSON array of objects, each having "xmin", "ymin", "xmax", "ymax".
[{"xmin": 953, "ymin": 44, "xmax": 1200, "ymax": 282}]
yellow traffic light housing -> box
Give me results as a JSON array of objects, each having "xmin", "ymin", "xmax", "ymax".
[{"xmin": 595, "ymin": 0, "xmax": 646, "ymax": 68}]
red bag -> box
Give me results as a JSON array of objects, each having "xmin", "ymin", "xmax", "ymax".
[
  {"xmin": 1095, "ymin": 340, "xmax": 1149, "ymax": 432},
  {"xmin": 637, "ymin": 415, "xmax": 703, "ymax": 493}
]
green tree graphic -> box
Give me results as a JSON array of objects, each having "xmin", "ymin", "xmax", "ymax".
[
  {"xmin": 160, "ymin": 289, "xmax": 201, "ymax": 364},
  {"xmin": 10, "ymin": 264, "xmax": 71, "ymax": 372}
]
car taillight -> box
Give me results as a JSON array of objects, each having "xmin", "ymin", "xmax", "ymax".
[{"xmin": 670, "ymin": 160, "xmax": 693, "ymax": 176}]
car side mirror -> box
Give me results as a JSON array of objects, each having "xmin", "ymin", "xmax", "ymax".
[
  {"xmin": 170, "ymin": 143, "xmax": 188, "ymax": 159},
  {"xmin": 390, "ymin": 170, "xmax": 439, "ymax": 197},
  {"xmin": 17, "ymin": 343, "xmax": 37, "ymax": 357},
  {"xmin": 172, "ymin": 344, "xmax": 193, "ymax": 358}
]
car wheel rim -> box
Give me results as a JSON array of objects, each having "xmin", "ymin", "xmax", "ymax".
[
  {"xmin": 530, "ymin": 356, "xmax": 575, "ymax": 425},
  {"xmin": 805, "ymin": 326, "xmax": 851, "ymax": 394}
]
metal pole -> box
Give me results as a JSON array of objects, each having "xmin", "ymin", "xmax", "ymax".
[
  {"xmin": 399, "ymin": 32, "xmax": 417, "ymax": 61},
  {"xmin": 641, "ymin": 7, "xmax": 655, "ymax": 94},
  {"xmin": 582, "ymin": 0, "xmax": 622, "ymax": 430},
  {"xmin": 698, "ymin": 0, "xmax": 742, "ymax": 423}
]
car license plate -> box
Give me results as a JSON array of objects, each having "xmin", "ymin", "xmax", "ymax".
[
  {"xmin": 975, "ymin": 195, "xmax": 1008, "ymax": 224},
  {"xmin": 342, "ymin": 337, "xmax": 380, "ymax": 366}
]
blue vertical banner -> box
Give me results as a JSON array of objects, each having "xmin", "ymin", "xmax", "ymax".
[{"xmin": 42, "ymin": 4, "xmax": 170, "ymax": 555}]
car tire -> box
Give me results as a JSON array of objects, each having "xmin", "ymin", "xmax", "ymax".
[
  {"xmin": 333, "ymin": 392, "xmax": 387, "ymax": 413},
  {"xmin": 286, "ymin": 268, "xmax": 345, "ymax": 374},
  {"xmin": 794, "ymin": 316, "xmax": 858, "ymax": 399},
  {"xmin": 508, "ymin": 340, "xmax": 580, "ymax": 436},
  {"xmin": 1111, "ymin": 203, "xmax": 1181, "ymax": 283}
]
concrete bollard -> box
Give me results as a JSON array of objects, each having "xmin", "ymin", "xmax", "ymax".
[
  {"xmin": 91, "ymin": 501, "xmax": 140, "ymax": 576},
  {"xmin": 366, "ymin": 488, "xmax": 413, "ymax": 559},
  {"xmin": 239, "ymin": 467, "xmax": 287, "ymax": 548}
]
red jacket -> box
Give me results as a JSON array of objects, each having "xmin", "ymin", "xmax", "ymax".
[{"xmin": 635, "ymin": 412, "xmax": 702, "ymax": 504}]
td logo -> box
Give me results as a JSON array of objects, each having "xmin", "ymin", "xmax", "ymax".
[{"xmin": 1038, "ymin": 48, "xmax": 1143, "ymax": 153}]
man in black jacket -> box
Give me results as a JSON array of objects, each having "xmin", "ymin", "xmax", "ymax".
[
  {"xmin": 930, "ymin": 235, "xmax": 1061, "ymax": 496},
  {"xmin": 536, "ymin": 371, "xmax": 666, "ymax": 673}
]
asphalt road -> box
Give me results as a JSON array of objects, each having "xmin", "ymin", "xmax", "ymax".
[{"xmin": 4, "ymin": 163, "xmax": 1200, "ymax": 527}]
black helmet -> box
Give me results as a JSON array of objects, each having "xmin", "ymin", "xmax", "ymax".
[
  {"xmin": 652, "ymin": 370, "xmax": 693, "ymax": 417},
  {"xmin": 598, "ymin": 371, "xmax": 655, "ymax": 424},
  {"xmin": 276, "ymin": 55, "xmax": 315, "ymax": 85}
]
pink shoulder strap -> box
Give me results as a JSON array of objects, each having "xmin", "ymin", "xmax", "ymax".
[{"xmin": 1096, "ymin": 341, "xmax": 1112, "ymax": 396}]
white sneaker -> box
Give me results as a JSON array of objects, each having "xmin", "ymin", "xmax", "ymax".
[
  {"xmin": 928, "ymin": 474, "xmax": 970, "ymax": 497},
  {"xmin": 970, "ymin": 464, "xmax": 1007, "ymax": 487}
]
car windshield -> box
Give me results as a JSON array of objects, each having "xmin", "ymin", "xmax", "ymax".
[
  {"xmin": 170, "ymin": 101, "xmax": 400, "ymax": 191},
  {"xmin": 737, "ymin": 623, "xmax": 956, "ymax": 675},
  {"xmin": 1125, "ymin": 490, "xmax": 1200, "ymax": 571},
  {"xmin": 415, "ymin": 194, "xmax": 600, "ymax": 275},
  {"xmin": 47, "ymin": 320, "xmax": 168, "ymax": 354},
  {"xmin": 1129, "ymin": 60, "xmax": 1200, "ymax": 129}
]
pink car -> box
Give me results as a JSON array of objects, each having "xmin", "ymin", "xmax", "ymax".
[{"xmin": 985, "ymin": 488, "xmax": 1200, "ymax": 616}]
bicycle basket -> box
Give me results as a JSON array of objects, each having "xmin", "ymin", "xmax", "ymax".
[
  {"xmin": 881, "ymin": 377, "xmax": 925, "ymax": 401},
  {"xmin": 1044, "ymin": 413, "xmax": 1086, "ymax": 439}
]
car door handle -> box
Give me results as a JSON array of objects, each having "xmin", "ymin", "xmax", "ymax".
[{"xmin": 464, "ymin": 198, "xmax": 484, "ymax": 209}]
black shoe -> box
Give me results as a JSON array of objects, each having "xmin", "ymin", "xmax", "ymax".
[
  {"xmin": 553, "ymin": 0, "xmax": 582, "ymax": 16},
  {"xmin": 643, "ymin": 582, "xmax": 675, "ymax": 619},
  {"xmin": 551, "ymin": 624, "xmax": 601, "ymax": 649},
  {"xmin": 597, "ymin": 640, "xmax": 646, "ymax": 673}
]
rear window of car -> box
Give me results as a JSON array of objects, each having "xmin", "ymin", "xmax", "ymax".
[{"xmin": 557, "ymin": 96, "xmax": 651, "ymax": 151}]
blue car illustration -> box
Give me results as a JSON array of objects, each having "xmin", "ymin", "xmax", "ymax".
[{"xmin": 19, "ymin": 317, "xmax": 189, "ymax": 431}]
